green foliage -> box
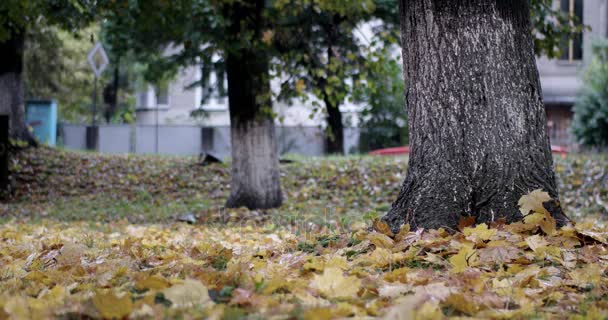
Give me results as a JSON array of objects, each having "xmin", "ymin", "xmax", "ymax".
[
  {"xmin": 272, "ymin": 0, "xmax": 400, "ymax": 139},
  {"xmin": 0, "ymin": 0, "xmax": 96, "ymax": 41},
  {"xmin": 23, "ymin": 22, "xmax": 137, "ymax": 124},
  {"xmin": 572, "ymin": 40, "xmax": 608, "ymax": 147},
  {"xmin": 24, "ymin": 23, "xmax": 97, "ymax": 123},
  {"xmin": 355, "ymin": 53, "xmax": 407, "ymax": 152},
  {"xmin": 529, "ymin": 0, "xmax": 589, "ymax": 59}
]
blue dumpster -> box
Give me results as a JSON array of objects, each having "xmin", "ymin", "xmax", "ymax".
[{"xmin": 26, "ymin": 100, "xmax": 58, "ymax": 146}]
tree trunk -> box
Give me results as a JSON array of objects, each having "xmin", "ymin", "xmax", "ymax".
[
  {"xmin": 0, "ymin": 30, "xmax": 36, "ymax": 144},
  {"xmin": 103, "ymin": 63, "xmax": 120, "ymax": 123},
  {"xmin": 224, "ymin": 0, "xmax": 282, "ymax": 209},
  {"xmin": 382, "ymin": 0, "xmax": 565, "ymax": 232},
  {"xmin": 324, "ymin": 97, "xmax": 344, "ymax": 154}
]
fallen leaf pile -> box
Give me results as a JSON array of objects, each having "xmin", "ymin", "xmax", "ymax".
[
  {"xmin": 1, "ymin": 148, "xmax": 608, "ymax": 319},
  {"xmin": 1, "ymin": 189, "xmax": 608, "ymax": 319}
]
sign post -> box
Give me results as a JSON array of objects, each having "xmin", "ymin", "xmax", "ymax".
[{"xmin": 86, "ymin": 42, "xmax": 109, "ymax": 150}]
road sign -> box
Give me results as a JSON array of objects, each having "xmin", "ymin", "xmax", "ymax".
[{"xmin": 87, "ymin": 42, "xmax": 109, "ymax": 77}]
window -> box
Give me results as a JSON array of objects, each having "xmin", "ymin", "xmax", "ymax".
[
  {"xmin": 560, "ymin": 0, "xmax": 583, "ymax": 62},
  {"xmin": 155, "ymin": 85, "xmax": 169, "ymax": 106}
]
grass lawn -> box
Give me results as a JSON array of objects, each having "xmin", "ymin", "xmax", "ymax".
[{"xmin": 1, "ymin": 148, "xmax": 607, "ymax": 319}]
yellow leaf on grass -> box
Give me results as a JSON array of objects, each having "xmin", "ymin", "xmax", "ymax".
[
  {"xmin": 463, "ymin": 223, "xmax": 496, "ymax": 242},
  {"xmin": 135, "ymin": 275, "xmax": 171, "ymax": 291},
  {"xmin": 445, "ymin": 293, "xmax": 477, "ymax": 315},
  {"xmin": 372, "ymin": 219, "xmax": 394, "ymax": 237},
  {"xmin": 163, "ymin": 279, "xmax": 212, "ymax": 308},
  {"xmin": 384, "ymin": 267, "xmax": 408, "ymax": 283},
  {"xmin": 4, "ymin": 296, "xmax": 30, "ymax": 320},
  {"xmin": 449, "ymin": 244, "xmax": 477, "ymax": 273},
  {"xmin": 92, "ymin": 291, "xmax": 133, "ymax": 319},
  {"xmin": 394, "ymin": 224, "xmax": 411, "ymax": 242},
  {"xmin": 312, "ymin": 267, "xmax": 361, "ymax": 299},
  {"xmin": 367, "ymin": 232, "xmax": 394, "ymax": 248},
  {"xmin": 303, "ymin": 308, "xmax": 333, "ymax": 320},
  {"xmin": 569, "ymin": 264, "xmax": 603, "ymax": 288},
  {"xmin": 325, "ymin": 255, "xmax": 349, "ymax": 270}
]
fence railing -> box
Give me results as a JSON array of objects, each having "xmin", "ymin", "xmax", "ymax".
[{"xmin": 59, "ymin": 124, "xmax": 361, "ymax": 158}]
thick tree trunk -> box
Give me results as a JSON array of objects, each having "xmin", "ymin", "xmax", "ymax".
[
  {"xmin": 0, "ymin": 30, "xmax": 36, "ymax": 144},
  {"xmin": 224, "ymin": 0, "xmax": 282, "ymax": 209},
  {"xmin": 382, "ymin": 0, "xmax": 565, "ymax": 232},
  {"xmin": 324, "ymin": 98, "xmax": 344, "ymax": 154}
]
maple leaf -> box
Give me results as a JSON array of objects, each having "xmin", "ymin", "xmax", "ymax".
[
  {"xmin": 394, "ymin": 224, "xmax": 411, "ymax": 242},
  {"xmin": 312, "ymin": 267, "xmax": 361, "ymax": 299},
  {"xmin": 463, "ymin": 223, "xmax": 496, "ymax": 242},
  {"xmin": 569, "ymin": 264, "xmax": 604, "ymax": 288},
  {"xmin": 163, "ymin": 279, "xmax": 213, "ymax": 308},
  {"xmin": 524, "ymin": 212, "xmax": 557, "ymax": 235},
  {"xmin": 445, "ymin": 293, "xmax": 478, "ymax": 315},
  {"xmin": 92, "ymin": 291, "xmax": 133, "ymax": 319},
  {"xmin": 449, "ymin": 244, "xmax": 477, "ymax": 273},
  {"xmin": 135, "ymin": 275, "xmax": 171, "ymax": 290},
  {"xmin": 367, "ymin": 232, "xmax": 394, "ymax": 248},
  {"xmin": 372, "ymin": 219, "xmax": 394, "ymax": 237},
  {"xmin": 525, "ymin": 234, "xmax": 549, "ymax": 252},
  {"xmin": 478, "ymin": 245, "xmax": 521, "ymax": 264},
  {"xmin": 519, "ymin": 189, "xmax": 552, "ymax": 216}
]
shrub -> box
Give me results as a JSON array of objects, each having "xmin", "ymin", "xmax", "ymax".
[{"xmin": 572, "ymin": 40, "xmax": 608, "ymax": 147}]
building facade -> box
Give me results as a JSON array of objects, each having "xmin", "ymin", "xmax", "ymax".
[
  {"xmin": 539, "ymin": 0, "xmax": 608, "ymax": 146},
  {"xmin": 135, "ymin": 0, "xmax": 608, "ymax": 149}
]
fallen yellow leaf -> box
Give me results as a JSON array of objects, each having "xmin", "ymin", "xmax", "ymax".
[
  {"xmin": 163, "ymin": 279, "xmax": 212, "ymax": 309},
  {"xmin": 92, "ymin": 291, "xmax": 133, "ymax": 319},
  {"xmin": 312, "ymin": 267, "xmax": 361, "ymax": 299},
  {"xmin": 449, "ymin": 244, "xmax": 477, "ymax": 273}
]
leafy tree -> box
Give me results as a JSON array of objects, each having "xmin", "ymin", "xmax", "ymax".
[
  {"xmin": 271, "ymin": 0, "xmax": 402, "ymax": 154},
  {"xmin": 0, "ymin": 0, "xmax": 96, "ymax": 143},
  {"xmin": 572, "ymin": 40, "xmax": 608, "ymax": 148},
  {"xmin": 24, "ymin": 23, "xmax": 101, "ymax": 123},
  {"xmin": 382, "ymin": 0, "xmax": 568, "ymax": 232},
  {"xmin": 355, "ymin": 53, "xmax": 407, "ymax": 152},
  {"xmin": 273, "ymin": 0, "xmax": 584, "ymax": 155},
  {"xmin": 272, "ymin": 0, "xmax": 374, "ymax": 154},
  {"xmin": 101, "ymin": 0, "xmax": 283, "ymax": 209}
]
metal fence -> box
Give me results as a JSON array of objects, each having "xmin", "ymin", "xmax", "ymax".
[{"xmin": 58, "ymin": 124, "xmax": 361, "ymax": 158}]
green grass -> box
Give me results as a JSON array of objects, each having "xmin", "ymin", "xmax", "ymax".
[{"xmin": 3, "ymin": 147, "xmax": 608, "ymax": 225}]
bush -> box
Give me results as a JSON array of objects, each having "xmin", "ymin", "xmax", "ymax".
[{"xmin": 572, "ymin": 40, "xmax": 608, "ymax": 147}]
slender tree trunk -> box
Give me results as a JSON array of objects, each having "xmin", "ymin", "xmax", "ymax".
[
  {"xmin": 322, "ymin": 30, "xmax": 345, "ymax": 155},
  {"xmin": 324, "ymin": 97, "xmax": 344, "ymax": 154},
  {"xmin": 0, "ymin": 30, "xmax": 36, "ymax": 144},
  {"xmin": 383, "ymin": 0, "xmax": 565, "ymax": 232},
  {"xmin": 103, "ymin": 63, "xmax": 120, "ymax": 123},
  {"xmin": 224, "ymin": 0, "xmax": 282, "ymax": 209}
]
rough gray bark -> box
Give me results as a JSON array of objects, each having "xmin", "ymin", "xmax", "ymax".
[
  {"xmin": 0, "ymin": 31, "xmax": 36, "ymax": 144},
  {"xmin": 382, "ymin": 0, "xmax": 565, "ymax": 232},
  {"xmin": 224, "ymin": 0, "xmax": 283, "ymax": 209},
  {"xmin": 226, "ymin": 116, "xmax": 283, "ymax": 209}
]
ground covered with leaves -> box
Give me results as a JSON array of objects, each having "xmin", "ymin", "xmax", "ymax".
[{"xmin": 1, "ymin": 148, "xmax": 608, "ymax": 319}]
